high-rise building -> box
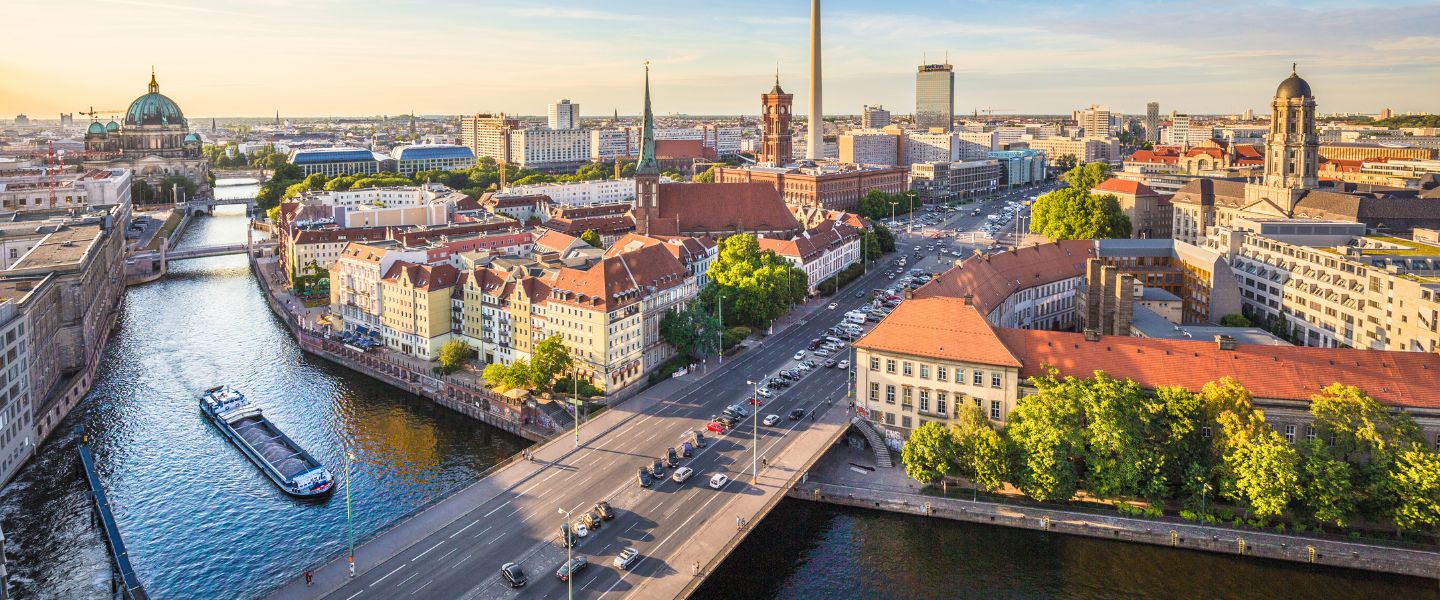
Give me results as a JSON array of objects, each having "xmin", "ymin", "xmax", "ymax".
[
  {"xmin": 548, "ymin": 99, "xmax": 580, "ymax": 130},
  {"xmin": 861, "ymin": 105, "xmax": 890, "ymax": 129},
  {"xmin": 459, "ymin": 113, "xmax": 519, "ymax": 163},
  {"xmin": 915, "ymin": 62, "xmax": 955, "ymax": 132},
  {"xmin": 760, "ymin": 75, "xmax": 794, "ymax": 165},
  {"xmin": 1144, "ymin": 102, "xmax": 1160, "ymax": 144},
  {"xmin": 1380, "ymin": 107, "xmax": 1393, "ymax": 120},
  {"xmin": 1078, "ymin": 104, "xmax": 1112, "ymax": 138},
  {"xmin": 807, "ymin": 0, "xmax": 823, "ymax": 160}
]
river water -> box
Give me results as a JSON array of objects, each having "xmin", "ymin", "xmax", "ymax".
[{"xmin": 1, "ymin": 181, "xmax": 1436, "ymax": 599}]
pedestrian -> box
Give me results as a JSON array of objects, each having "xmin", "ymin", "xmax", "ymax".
[
  {"xmin": 692, "ymin": 561, "xmax": 699, "ymax": 576},
  {"xmin": 348, "ymin": 556, "xmax": 355, "ymax": 578},
  {"xmin": 304, "ymin": 570, "xmax": 313, "ymax": 586}
]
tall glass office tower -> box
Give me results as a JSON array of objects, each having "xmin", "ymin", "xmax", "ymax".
[{"xmin": 915, "ymin": 63, "xmax": 954, "ymax": 132}]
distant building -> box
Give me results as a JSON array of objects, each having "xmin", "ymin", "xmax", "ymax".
[
  {"xmin": 1318, "ymin": 142, "xmax": 1436, "ymax": 162},
  {"xmin": 988, "ymin": 149, "xmax": 1048, "ymax": 188},
  {"xmin": 838, "ymin": 129, "xmax": 900, "ymax": 166},
  {"xmin": 1077, "ymin": 104, "xmax": 1112, "ymax": 138},
  {"xmin": 910, "ymin": 160, "xmax": 1001, "ymax": 203},
  {"xmin": 1380, "ymin": 107, "xmax": 1393, "ymax": 120},
  {"xmin": 548, "ymin": 99, "xmax": 580, "ymax": 130},
  {"xmin": 915, "ymin": 62, "xmax": 955, "ymax": 132},
  {"xmin": 509, "ymin": 128, "xmax": 591, "ymax": 170},
  {"xmin": 288, "ymin": 147, "xmax": 389, "ymax": 177},
  {"xmin": 503, "ymin": 178, "xmax": 638, "ymax": 207},
  {"xmin": 391, "ymin": 144, "xmax": 476, "ymax": 176},
  {"xmin": 81, "ymin": 70, "xmax": 209, "ymax": 195},
  {"xmin": 1145, "ymin": 102, "xmax": 1160, "ymax": 144},
  {"xmin": 459, "ymin": 113, "xmax": 520, "ymax": 164},
  {"xmin": 13, "ymin": 115, "xmax": 27, "ymax": 126},
  {"xmin": 759, "ymin": 76, "xmax": 794, "ymax": 165},
  {"xmin": 713, "ymin": 163, "xmax": 907, "ymax": 211},
  {"xmin": 1019, "ymin": 136, "xmax": 1121, "ymax": 166},
  {"xmin": 861, "ymin": 105, "xmax": 891, "ymax": 129},
  {"xmin": 1092, "ymin": 178, "xmax": 1173, "ymax": 239}
]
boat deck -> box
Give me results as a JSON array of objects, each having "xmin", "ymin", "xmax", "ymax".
[{"xmin": 232, "ymin": 415, "xmax": 315, "ymax": 480}]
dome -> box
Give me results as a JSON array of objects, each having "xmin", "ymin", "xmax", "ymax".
[
  {"xmin": 87, "ymin": 122, "xmax": 106, "ymax": 135},
  {"xmin": 124, "ymin": 71, "xmax": 186, "ymax": 127},
  {"xmin": 184, "ymin": 132, "xmax": 201, "ymax": 143},
  {"xmin": 105, "ymin": 120, "xmax": 119, "ymax": 132},
  {"xmin": 1275, "ymin": 65, "xmax": 1312, "ymax": 100}
]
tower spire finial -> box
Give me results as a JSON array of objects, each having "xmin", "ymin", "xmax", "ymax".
[
  {"xmin": 1292, "ymin": 62, "xmax": 1297, "ymax": 75},
  {"xmin": 637, "ymin": 61, "xmax": 658, "ymax": 175},
  {"xmin": 148, "ymin": 66, "xmax": 158, "ymax": 94}
]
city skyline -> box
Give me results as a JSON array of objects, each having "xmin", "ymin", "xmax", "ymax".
[{"xmin": 3, "ymin": 0, "xmax": 1438, "ymax": 119}]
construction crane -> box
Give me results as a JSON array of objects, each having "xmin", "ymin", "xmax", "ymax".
[
  {"xmin": 78, "ymin": 106, "xmax": 124, "ymax": 121},
  {"xmin": 45, "ymin": 141, "xmax": 64, "ymax": 209},
  {"xmin": 972, "ymin": 107, "xmax": 1015, "ymax": 125}
]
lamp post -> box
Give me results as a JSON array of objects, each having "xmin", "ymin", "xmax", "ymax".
[
  {"xmin": 345, "ymin": 449, "xmax": 355, "ymax": 577},
  {"xmin": 746, "ymin": 379, "xmax": 761, "ymax": 484},
  {"xmin": 1201, "ymin": 483, "xmax": 1211, "ymax": 517},
  {"xmin": 716, "ymin": 293, "xmax": 724, "ymax": 365},
  {"xmin": 557, "ymin": 507, "xmax": 573, "ymax": 600},
  {"xmin": 889, "ymin": 201, "xmax": 897, "ymax": 231}
]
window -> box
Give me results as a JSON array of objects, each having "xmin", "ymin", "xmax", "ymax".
[
  {"xmin": 1284, "ymin": 424, "xmax": 1295, "ymax": 444},
  {"xmin": 935, "ymin": 393, "xmax": 947, "ymax": 417},
  {"xmin": 885, "ymin": 385, "xmax": 895, "ymax": 404},
  {"xmin": 1306, "ymin": 425, "xmax": 1315, "ymax": 442},
  {"xmin": 901, "ymin": 416, "xmax": 912, "ymax": 429},
  {"xmin": 1202, "ymin": 426, "xmax": 1211, "ymax": 439},
  {"xmin": 886, "ymin": 359, "xmax": 896, "ymax": 374},
  {"xmin": 885, "ymin": 412, "xmax": 895, "ymax": 425},
  {"xmin": 870, "ymin": 357, "xmax": 880, "ymax": 371},
  {"xmin": 973, "ymin": 370, "xmax": 983, "ymax": 385},
  {"xmin": 902, "ymin": 387, "xmax": 913, "ymax": 407},
  {"xmin": 990, "ymin": 400, "xmax": 1001, "ymax": 420},
  {"xmin": 974, "ymin": 396, "xmax": 982, "ymax": 408},
  {"xmin": 902, "ymin": 362, "xmax": 913, "ymax": 377},
  {"xmin": 991, "ymin": 373, "xmax": 1002, "ymax": 388},
  {"xmin": 869, "ymin": 382, "xmax": 879, "ymax": 402},
  {"xmin": 919, "ymin": 390, "xmax": 930, "ymax": 413},
  {"xmin": 936, "ymin": 366, "xmax": 948, "ymax": 382}
]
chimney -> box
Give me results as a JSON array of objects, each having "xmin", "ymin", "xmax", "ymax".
[
  {"xmin": 1216, "ymin": 335, "xmax": 1237, "ymax": 351},
  {"xmin": 903, "ymin": 288, "xmax": 914, "ymax": 300},
  {"xmin": 1083, "ymin": 328, "xmax": 1101, "ymax": 342},
  {"xmin": 962, "ymin": 294, "xmax": 973, "ymax": 306}
]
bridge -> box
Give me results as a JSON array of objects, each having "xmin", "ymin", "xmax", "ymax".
[
  {"xmin": 132, "ymin": 241, "xmax": 270, "ymax": 264},
  {"xmin": 182, "ymin": 196, "xmax": 256, "ymax": 215},
  {"xmin": 265, "ymin": 257, "xmax": 904, "ymax": 600}
]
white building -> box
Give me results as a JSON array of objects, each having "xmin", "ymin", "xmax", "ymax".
[
  {"xmin": 511, "ymin": 128, "xmax": 590, "ymax": 169},
  {"xmin": 0, "ymin": 168, "xmax": 131, "ymax": 213},
  {"xmin": 502, "ymin": 178, "xmax": 637, "ymax": 207},
  {"xmin": 1078, "ymin": 104, "xmax": 1113, "ymax": 138},
  {"xmin": 839, "ymin": 130, "xmax": 900, "ymax": 166},
  {"xmin": 861, "ymin": 105, "xmax": 891, "ymax": 129},
  {"xmin": 549, "ymin": 99, "xmax": 580, "ymax": 130},
  {"xmin": 757, "ymin": 220, "xmax": 862, "ymax": 295},
  {"xmin": 391, "ymin": 144, "xmax": 476, "ymax": 176}
]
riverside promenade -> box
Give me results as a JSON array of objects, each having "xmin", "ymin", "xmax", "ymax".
[{"xmin": 795, "ymin": 443, "xmax": 1440, "ymax": 581}]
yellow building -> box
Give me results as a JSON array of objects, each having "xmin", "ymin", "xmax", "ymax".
[{"xmin": 379, "ymin": 261, "xmax": 460, "ymax": 359}]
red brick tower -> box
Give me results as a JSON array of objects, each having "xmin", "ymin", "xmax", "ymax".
[{"xmin": 759, "ymin": 74, "xmax": 794, "ymax": 165}]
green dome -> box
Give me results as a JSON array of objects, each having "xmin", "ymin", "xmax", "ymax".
[
  {"xmin": 87, "ymin": 122, "xmax": 106, "ymax": 135},
  {"xmin": 184, "ymin": 132, "xmax": 201, "ymax": 143},
  {"xmin": 126, "ymin": 92, "xmax": 185, "ymax": 126},
  {"xmin": 105, "ymin": 120, "xmax": 119, "ymax": 132}
]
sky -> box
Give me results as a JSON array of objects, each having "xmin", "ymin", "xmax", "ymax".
[{"xmin": 2, "ymin": 0, "xmax": 1438, "ymax": 120}]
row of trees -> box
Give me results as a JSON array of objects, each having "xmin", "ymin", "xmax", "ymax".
[
  {"xmin": 901, "ymin": 373, "xmax": 1440, "ymax": 535},
  {"xmin": 480, "ymin": 335, "xmax": 575, "ymax": 394},
  {"xmin": 1028, "ymin": 162, "xmax": 1132, "ymax": 240},
  {"xmin": 855, "ymin": 189, "xmax": 918, "ymax": 222},
  {"xmin": 703, "ymin": 234, "xmax": 809, "ymax": 329}
]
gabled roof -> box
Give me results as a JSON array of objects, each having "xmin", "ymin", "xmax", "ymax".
[
  {"xmin": 645, "ymin": 182, "xmax": 800, "ymax": 236},
  {"xmin": 855, "ymin": 297, "xmax": 1022, "ymax": 367},
  {"xmin": 914, "ymin": 240, "xmax": 1094, "ymax": 315},
  {"xmin": 534, "ymin": 229, "xmax": 585, "ymax": 254},
  {"xmin": 547, "ymin": 242, "xmax": 688, "ymax": 311},
  {"xmin": 1094, "ymin": 178, "xmax": 1158, "ymax": 196},
  {"xmin": 998, "ymin": 329, "xmax": 1440, "ymax": 410},
  {"xmin": 381, "ymin": 261, "xmax": 460, "ymax": 291},
  {"xmin": 336, "ymin": 241, "xmax": 387, "ymax": 265}
]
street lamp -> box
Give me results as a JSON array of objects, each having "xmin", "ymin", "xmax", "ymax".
[
  {"xmin": 557, "ymin": 507, "xmax": 573, "ymax": 600},
  {"xmin": 345, "ymin": 449, "xmax": 355, "ymax": 577},
  {"xmin": 746, "ymin": 379, "xmax": 761, "ymax": 484}
]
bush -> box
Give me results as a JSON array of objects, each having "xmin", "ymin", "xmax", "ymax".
[
  {"xmin": 1217, "ymin": 507, "xmax": 1235, "ymax": 522},
  {"xmin": 1274, "ymin": 523, "xmax": 1287, "ymax": 533},
  {"xmin": 648, "ymin": 355, "xmax": 691, "ymax": 384},
  {"xmin": 1180, "ymin": 510, "xmax": 1199, "ymax": 522},
  {"xmin": 1145, "ymin": 505, "xmax": 1164, "ymax": 518},
  {"xmin": 1220, "ymin": 313, "xmax": 1252, "ymax": 327},
  {"xmin": 722, "ymin": 326, "xmax": 751, "ymax": 350},
  {"xmin": 553, "ymin": 376, "xmax": 604, "ymax": 398}
]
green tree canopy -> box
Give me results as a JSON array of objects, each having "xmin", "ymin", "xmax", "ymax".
[
  {"xmin": 1299, "ymin": 439, "xmax": 1356, "ymax": 527},
  {"xmin": 704, "ymin": 234, "xmax": 808, "ymax": 328},
  {"xmin": 437, "ymin": 339, "xmax": 471, "ymax": 374},
  {"xmin": 951, "ymin": 404, "xmax": 1006, "ymax": 493},
  {"xmin": 1005, "ymin": 371, "xmax": 1087, "ymax": 502},
  {"xmin": 1387, "ymin": 445, "xmax": 1440, "ymax": 533},
  {"xmin": 1226, "ymin": 429, "xmax": 1301, "ymax": 518},
  {"xmin": 901, "ymin": 422, "xmax": 959, "ymax": 488},
  {"xmin": 1029, "ymin": 163, "xmax": 1131, "ymax": 240},
  {"xmin": 529, "ymin": 335, "xmax": 574, "ymax": 393},
  {"xmin": 482, "ymin": 359, "xmax": 533, "ymax": 392},
  {"xmin": 660, "ymin": 301, "xmax": 722, "ymax": 359},
  {"xmin": 580, "ymin": 229, "xmax": 603, "ymax": 248}
]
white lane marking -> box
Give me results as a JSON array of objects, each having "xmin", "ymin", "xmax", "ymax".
[
  {"xmin": 436, "ymin": 547, "xmax": 459, "ymax": 562},
  {"xmin": 482, "ymin": 502, "xmax": 509, "ymax": 518},
  {"xmin": 397, "ymin": 572, "xmax": 419, "ymax": 587},
  {"xmin": 369, "ymin": 565, "xmax": 405, "ymax": 587},
  {"xmin": 410, "ymin": 579, "xmax": 432, "ymax": 596},
  {"xmin": 411, "ymin": 541, "xmax": 444, "ymax": 562},
  {"xmin": 449, "ymin": 520, "xmax": 480, "ymax": 539},
  {"xmin": 345, "ymin": 592, "xmax": 364, "ymax": 600}
]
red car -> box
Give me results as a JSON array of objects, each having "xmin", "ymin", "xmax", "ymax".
[{"xmin": 706, "ymin": 421, "xmax": 728, "ymax": 434}]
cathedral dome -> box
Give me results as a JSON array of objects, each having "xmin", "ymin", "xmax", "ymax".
[
  {"xmin": 105, "ymin": 120, "xmax": 119, "ymax": 132},
  {"xmin": 184, "ymin": 132, "xmax": 201, "ymax": 143},
  {"xmin": 1275, "ymin": 65, "xmax": 1312, "ymax": 100},
  {"xmin": 87, "ymin": 122, "xmax": 106, "ymax": 136},
  {"xmin": 124, "ymin": 71, "xmax": 186, "ymax": 127}
]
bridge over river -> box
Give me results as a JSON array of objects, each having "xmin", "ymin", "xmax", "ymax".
[{"xmin": 264, "ymin": 261, "xmax": 900, "ymax": 600}]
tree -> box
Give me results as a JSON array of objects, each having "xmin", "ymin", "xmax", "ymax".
[
  {"xmin": 1145, "ymin": 386, "xmax": 1210, "ymax": 501},
  {"xmin": 705, "ymin": 234, "xmax": 808, "ymax": 328},
  {"xmin": 529, "ymin": 335, "xmax": 573, "ymax": 393},
  {"xmin": 861, "ymin": 229, "xmax": 883, "ymax": 261},
  {"xmin": 580, "ymin": 229, "xmax": 603, "ymax": 248},
  {"xmin": 901, "ymin": 422, "xmax": 958, "ymax": 490},
  {"xmin": 1219, "ymin": 313, "xmax": 1252, "ymax": 327},
  {"xmin": 871, "ymin": 223, "xmax": 896, "ymax": 253},
  {"xmin": 1004, "ymin": 371, "xmax": 1086, "ymax": 502},
  {"xmin": 1054, "ymin": 154, "xmax": 1079, "ymax": 173},
  {"xmin": 437, "ymin": 339, "xmax": 471, "ymax": 374},
  {"xmin": 482, "ymin": 359, "xmax": 533, "ymax": 392},
  {"xmin": 1310, "ymin": 383, "xmax": 1421, "ymax": 462},
  {"xmin": 694, "ymin": 165, "xmax": 717, "ymax": 183},
  {"xmin": 950, "ymin": 404, "xmax": 1006, "ymax": 495},
  {"xmin": 1077, "ymin": 373, "xmax": 1167, "ymax": 500},
  {"xmin": 265, "ymin": 205, "xmax": 281, "ymax": 223},
  {"xmin": 1029, "ymin": 163, "xmax": 1131, "ymax": 240},
  {"xmin": 1227, "ymin": 429, "xmax": 1301, "ymax": 518},
  {"xmin": 1299, "ymin": 439, "xmax": 1356, "ymax": 528},
  {"xmin": 1386, "ymin": 445, "xmax": 1440, "ymax": 533},
  {"xmin": 157, "ymin": 175, "xmax": 198, "ymax": 203},
  {"xmin": 661, "ymin": 301, "xmax": 722, "ymax": 358}
]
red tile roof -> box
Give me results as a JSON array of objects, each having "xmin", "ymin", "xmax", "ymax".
[
  {"xmin": 655, "ymin": 139, "xmax": 707, "ymax": 160},
  {"xmin": 914, "ymin": 240, "xmax": 1095, "ymax": 315},
  {"xmin": 643, "ymin": 182, "xmax": 801, "ymax": 237},
  {"xmin": 547, "ymin": 242, "xmax": 689, "ymax": 311},
  {"xmin": 855, "ymin": 297, "xmax": 1021, "ymax": 367},
  {"xmin": 1094, "ymin": 178, "xmax": 1158, "ymax": 196},
  {"xmin": 998, "ymin": 329, "xmax": 1440, "ymax": 410},
  {"xmin": 381, "ymin": 261, "xmax": 460, "ymax": 291}
]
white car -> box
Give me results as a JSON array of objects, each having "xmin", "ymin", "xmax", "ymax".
[
  {"xmin": 756, "ymin": 388, "xmax": 774, "ymax": 398},
  {"xmin": 614, "ymin": 547, "xmax": 639, "ymax": 570},
  {"xmin": 827, "ymin": 302, "xmax": 838, "ymax": 310},
  {"xmin": 672, "ymin": 467, "xmax": 694, "ymax": 483},
  {"xmin": 763, "ymin": 414, "xmax": 781, "ymax": 426},
  {"xmin": 838, "ymin": 360, "xmax": 850, "ymax": 369},
  {"xmin": 573, "ymin": 522, "xmax": 590, "ymax": 538},
  {"xmin": 709, "ymin": 473, "xmax": 729, "ymax": 489},
  {"xmin": 792, "ymin": 351, "xmax": 806, "ymax": 360}
]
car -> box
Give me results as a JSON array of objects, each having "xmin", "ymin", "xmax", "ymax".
[
  {"xmin": 593, "ymin": 501, "xmax": 615, "ymax": 521},
  {"xmin": 580, "ymin": 512, "xmax": 602, "ymax": 530},
  {"xmin": 651, "ymin": 459, "xmax": 666, "ymax": 477},
  {"xmin": 823, "ymin": 359, "xmax": 837, "ymax": 368},
  {"xmin": 763, "ymin": 414, "xmax": 781, "ymax": 426},
  {"xmin": 813, "ymin": 347, "xmax": 830, "ymax": 357},
  {"xmin": 796, "ymin": 362, "xmax": 812, "ymax": 372},
  {"xmin": 792, "ymin": 350, "xmax": 807, "ymax": 360},
  {"xmin": 556, "ymin": 556, "xmax": 588, "ymax": 582},
  {"xmin": 706, "ymin": 421, "xmax": 727, "ymax": 434},
  {"xmin": 614, "ymin": 547, "xmax": 640, "ymax": 570},
  {"xmin": 672, "ymin": 466, "xmax": 694, "ymax": 483},
  {"xmin": 855, "ymin": 291, "xmax": 864, "ymax": 298},
  {"xmin": 666, "ymin": 447, "xmax": 679, "ymax": 467},
  {"xmin": 638, "ymin": 467, "xmax": 653, "ymax": 488},
  {"xmin": 827, "ymin": 302, "xmax": 838, "ymax": 310},
  {"xmin": 573, "ymin": 522, "xmax": 589, "ymax": 538},
  {"xmin": 560, "ymin": 523, "xmax": 577, "ymax": 548},
  {"xmin": 756, "ymin": 388, "xmax": 773, "ymax": 398},
  {"xmin": 709, "ymin": 473, "xmax": 730, "ymax": 489},
  {"xmin": 838, "ymin": 360, "xmax": 850, "ymax": 369},
  {"xmin": 693, "ymin": 431, "xmax": 709, "ymax": 447},
  {"xmin": 789, "ymin": 408, "xmax": 806, "ymax": 420},
  {"xmin": 500, "ymin": 562, "xmax": 528, "ymax": 588}
]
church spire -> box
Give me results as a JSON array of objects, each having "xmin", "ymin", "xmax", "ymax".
[
  {"xmin": 636, "ymin": 62, "xmax": 658, "ymax": 176},
  {"xmin": 148, "ymin": 66, "xmax": 159, "ymax": 94}
]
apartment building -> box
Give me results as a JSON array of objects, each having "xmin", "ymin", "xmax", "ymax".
[
  {"xmin": 910, "ymin": 160, "xmax": 1001, "ymax": 203},
  {"xmin": 914, "ymin": 240, "xmax": 1094, "ymax": 331},
  {"xmin": 838, "ymin": 130, "xmax": 901, "ymax": 166},
  {"xmin": 757, "ymin": 219, "xmax": 861, "ymax": 295},
  {"xmin": 379, "ymin": 262, "xmax": 460, "ymax": 359},
  {"xmin": 502, "ymin": 178, "xmax": 637, "ymax": 207}
]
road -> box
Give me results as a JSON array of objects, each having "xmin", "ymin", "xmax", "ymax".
[{"xmin": 280, "ymin": 186, "xmax": 1057, "ymax": 600}]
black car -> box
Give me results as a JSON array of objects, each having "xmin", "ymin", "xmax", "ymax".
[
  {"xmin": 501, "ymin": 562, "xmax": 527, "ymax": 588},
  {"xmin": 651, "ymin": 459, "xmax": 666, "ymax": 477},
  {"xmin": 789, "ymin": 408, "xmax": 806, "ymax": 420},
  {"xmin": 693, "ymin": 431, "xmax": 708, "ymax": 448},
  {"xmin": 556, "ymin": 556, "xmax": 588, "ymax": 582},
  {"xmin": 666, "ymin": 448, "xmax": 679, "ymax": 467},
  {"xmin": 559, "ymin": 523, "xmax": 576, "ymax": 548},
  {"xmin": 593, "ymin": 501, "xmax": 615, "ymax": 520},
  {"xmin": 638, "ymin": 466, "xmax": 653, "ymax": 488}
]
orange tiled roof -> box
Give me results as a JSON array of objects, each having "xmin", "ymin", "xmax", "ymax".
[
  {"xmin": 854, "ymin": 297, "xmax": 1022, "ymax": 367},
  {"xmin": 547, "ymin": 242, "xmax": 689, "ymax": 311},
  {"xmin": 913, "ymin": 240, "xmax": 1095, "ymax": 315},
  {"xmin": 1094, "ymin": 178, "xmax": 1158, "ymax": 196},
  {"xmin": 381, "ymin": 261, "xmax": 460, "ymax": 291}
]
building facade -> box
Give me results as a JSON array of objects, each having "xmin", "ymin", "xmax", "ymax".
[
  {"xmin": 915, "ymin": 63, "xmax": 955, "ymax": 132},
  {"xmin": 288, "ymin": 148, "xmax": 388, "ymax": 177},
  {"xmin": 861, "ymin": 105, "xmax": 891, "ymax": 129},
  {"xmin": 910, "ymin": 160, "xmax": 1001, "ymax": 203},
  {"xmin": 391, "ymin": 144, "xmax": 476, "ymax": 176},
  {"xmin": 548, "ymin": 99, "xmax": 580, "ymax": 130},
  {"xmin": 759, "ymin": 77, "xmax": 795, "ymax": 165}
]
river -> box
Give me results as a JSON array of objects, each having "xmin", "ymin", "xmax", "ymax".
[{"xmin": 1, "ymin": 182, "xmax": 1435, "ymax": 599}]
